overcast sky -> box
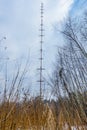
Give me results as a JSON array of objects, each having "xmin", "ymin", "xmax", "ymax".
[
  {"xmin": 0, "ymin": 0, "xmax": 74, "ymax": 58},
  {"xmin": 0, "ymin": 0, "xmax": 87, "ymax": 95}
]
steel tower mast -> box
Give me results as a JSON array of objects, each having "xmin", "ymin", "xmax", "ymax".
[{"xmin": 38, "ymin": 3, "xmax": 44, "ymax": 98}]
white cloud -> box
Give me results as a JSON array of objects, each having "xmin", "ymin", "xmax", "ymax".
[
  {"xmin": 0, "ymin": 0, "xmax": 74, "ymax": 59},
  {"xmin": 0, "ymin": 0, "xmax": 74, "ymax": 93},
  {"xmin": 0, "ymin": 0, "xmax": 74, "ymax": 58},
  {"xmin": 45, "ymin": 0, "xmax": 74, "ymax": 24}
]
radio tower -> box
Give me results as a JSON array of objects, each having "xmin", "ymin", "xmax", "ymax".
[{"xmin": 38, "ymin": 3, "xmax": 44, "ymax": 98}]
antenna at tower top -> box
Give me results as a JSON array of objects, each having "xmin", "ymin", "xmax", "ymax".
[{"xmin": 37, "ymin": 3, "xmax": 45, "ymax": 98}]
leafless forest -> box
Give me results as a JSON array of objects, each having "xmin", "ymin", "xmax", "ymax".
[{"xmin": 0, "ymin": 10, "xmax": 87, "ymax": 130}]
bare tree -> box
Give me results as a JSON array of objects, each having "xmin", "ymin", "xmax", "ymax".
[{"xmin": 50, "ymin": 12, "xmax": 87, "ymax": 129}]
